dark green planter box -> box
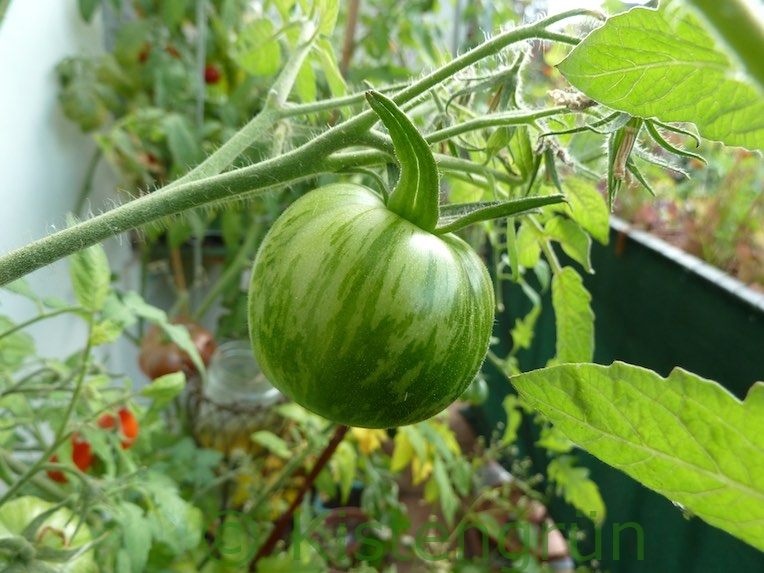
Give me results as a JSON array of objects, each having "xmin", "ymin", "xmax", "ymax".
[{"xmin": 475, "ymin": 218, "xmax": 764, "ymax": 573}]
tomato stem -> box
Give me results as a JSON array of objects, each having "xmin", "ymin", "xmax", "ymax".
[{"xmin": 0, "ymin": 9, "xmax": 597, "ymax": 286}]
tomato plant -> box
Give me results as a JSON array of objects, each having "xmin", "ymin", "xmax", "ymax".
[{"xmin": 0, "ymin": 0, "xmax": 763, "ymax": 570}]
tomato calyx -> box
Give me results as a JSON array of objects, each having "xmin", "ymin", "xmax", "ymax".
[
  {"xmin": 365, "ymin": 90, "xmax": 440, "ymax": 232},
  {"xmin": 364, "ymin": 90, "xmax": 567, "ymax": 235}
]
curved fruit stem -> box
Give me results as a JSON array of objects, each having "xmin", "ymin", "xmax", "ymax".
[{"xmin": 365, "ymin": 90, "xmax": 440, "ymax": 231}]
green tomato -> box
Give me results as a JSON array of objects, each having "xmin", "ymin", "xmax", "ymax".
[
  {"xmin": 0, "ymin": 496, "xmax": 97, "ymax": 572},
  {"xmin": 248, "ymin": 183, "xmax": 495, "ymax": 428},
  {"xmin": 460, "ymin": 375, "xmax": 490, "ymax": 406}
]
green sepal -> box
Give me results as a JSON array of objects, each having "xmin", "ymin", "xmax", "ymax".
[
  {"xmin": 435, "ymin": 194, "xmax": 566, "ymax": 235},
  {"xmin": 365, "ymin": 90, "xmax": 440, "ymax": 231},
  {"xmin": 644, "ymin": 120, "xmax": 707, "ymax": 164}
]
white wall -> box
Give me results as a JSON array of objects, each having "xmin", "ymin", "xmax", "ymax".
[{"xmin": 0, "ymin": 0, "xmax": 135, "ymax": 364}]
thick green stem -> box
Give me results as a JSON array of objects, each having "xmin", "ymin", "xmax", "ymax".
[
  {"xmin": 168, "ymin": 20, "xmax": 318, "ymax": 190},
  {"xmin": 0, "ymin": 9, "xmax": 595, "ymax": 286}
]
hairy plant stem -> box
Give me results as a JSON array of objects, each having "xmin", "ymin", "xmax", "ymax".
[
  {"xmin": 0, "ymin": 9, "xmax": 597, "ymax": 286},
  {"xmin": 426, "ymin": 106, "xmax": 571, "ymax": 144}
]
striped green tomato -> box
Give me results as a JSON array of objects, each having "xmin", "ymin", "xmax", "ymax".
[{"xmin": 248, "ymin": 183, "xmax": 494, "ymax": 428}]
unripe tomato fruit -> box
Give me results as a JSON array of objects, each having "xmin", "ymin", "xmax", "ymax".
[
  {"xmin": 460, "ymin": 374, "xmax": 490, "ymax": 406},
  {"xmin": 248, "ymin": 184, "xmax": 494, "ymax": 429}
]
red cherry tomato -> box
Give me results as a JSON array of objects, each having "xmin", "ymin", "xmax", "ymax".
[
  {"xmin": 97, "ymin": 413, "xmax": 116, "ymax": 430},
  {"xmin": 117, "ymin": 408, "xmax": 139, "ymax": 449},
  {"xmin": 97, "ymin": 408, "xmax": 139, "ymax": 449},
  {"xmin": 46, "ymin": 454, "xmax": 67, "ymax": 483},
  {"xmin": 204, "ymin": 64, "xmax": 221, "ymax": 84},
  {"xmin": 46, "ymin": 433, "xmax": 93, "ymax": 483},
  {"xmin": 71, "ymin": 433, "xmax": 93, "ymax": 472}
]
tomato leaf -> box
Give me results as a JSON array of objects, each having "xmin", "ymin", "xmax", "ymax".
[
  {"xmin": 251, "ymin": 430, "xmax": 291, "ymax": 459},
  {"xmin": 295, "ymin": 58, "xmax": 317, "ymax": 103},
  {"xmin": 511, "ymin": 362, "xmax": 764, "ymax": 551},
  {"xmin": 78, "ymin": 0, "xmax": 101, "ymax": 23},
  {"xmin": 545, "ymin": 216, "xmax": 593, "ymax": 273},
  {"xmin": 317, "ymin": 0, "xmax": 339, "ymax": 36},
  {"xmin": 331, "ymin": 441, "xmax": 357, "ymax": 504},
  {"xmin": 436, "ymin": 194, "xmax": 566, "ymax": 234},
  {"xmin": 140, "ymin": 372, "xmax": 186, "ymax": 406},
  {"xmin": 160, "ymin": 0, "xmax": 189, "ymax": 29},
  {"xmin": 390, "ymin": 430, "xmax": 414, "ymax": 473},
  {"xmin": 0, "ymin": 316, "xmax": 35, "ymax": 371},
  {"xmin": 430, "ymin": 457, "xmax": 459, "ymax": 526},
  {"xmin": 3, "ymin": 278, "xmax": 40, "ymax": 304},
  {"xmin": 558, "ymin": 3, "xmax": 764, "ymax": 151},
  {"xmin": 233, "ymin": 19, "xmax": 281, "ymax": 77},
  {"xmin": 501, "ymin": 394, "xmax": 524, "ymax": 446},
  {"xmin": 515, "ymin": 220, "xmax": 542, "ymax": 269},
  {"xmin": 116, "ymin": 502, "xmax": 151, "ymax": 573},
  {"xmin": 315, "ymin": 38, "xmax": 346, "ymax": 98},
  {"xmin": 562, "ymin": 178, "xmax": 609, "ymax": 246},
  {"xmin": 547, "ymin": 455, "xmax": 606, "ymax": 524},
  {"xmin": 163, "ymin": 114, "xmax": 203, "ymax": 176},
  {"xmin": 551, "ymin": 266, "xmax": 594, "ymax": 363},
  {"xmin": 68, "ymin": 230, "xmax": 111, "ymax": 312}
]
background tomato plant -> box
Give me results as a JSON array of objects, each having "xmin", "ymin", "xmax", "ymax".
[{"xmin": 0, "ymin": 0, "xmax": 762, "ymax": 571}]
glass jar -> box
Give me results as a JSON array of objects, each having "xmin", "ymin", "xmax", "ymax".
[{"xmin": 194, "ymin": 340, "xmax": 284, "ymax": 455}]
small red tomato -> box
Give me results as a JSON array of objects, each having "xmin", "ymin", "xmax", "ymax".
[
  {"xmin": 117, "ymin": 408, "xmax": 139, "ymax": 449},
  {"xmin": 97, "ymin": 413, "xmax": 116, "ymax": 430},
  {"xmin": 71, "ymin": 433, "xmax": 93, "ymax": 472},
  {"xmin": 46, "ymin": 434, "xmax": 93, "ymax": 483},
  {"xmin": 97, "ymin": 409, "xmax": 139, "ymax": 449},
  {"xmin": 204, "ymin": 64, "xmax": 221, "ymax": 84},
  {"xmin": 46, "ymin": 454, "xmax": 68, "ymax": 483}
]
